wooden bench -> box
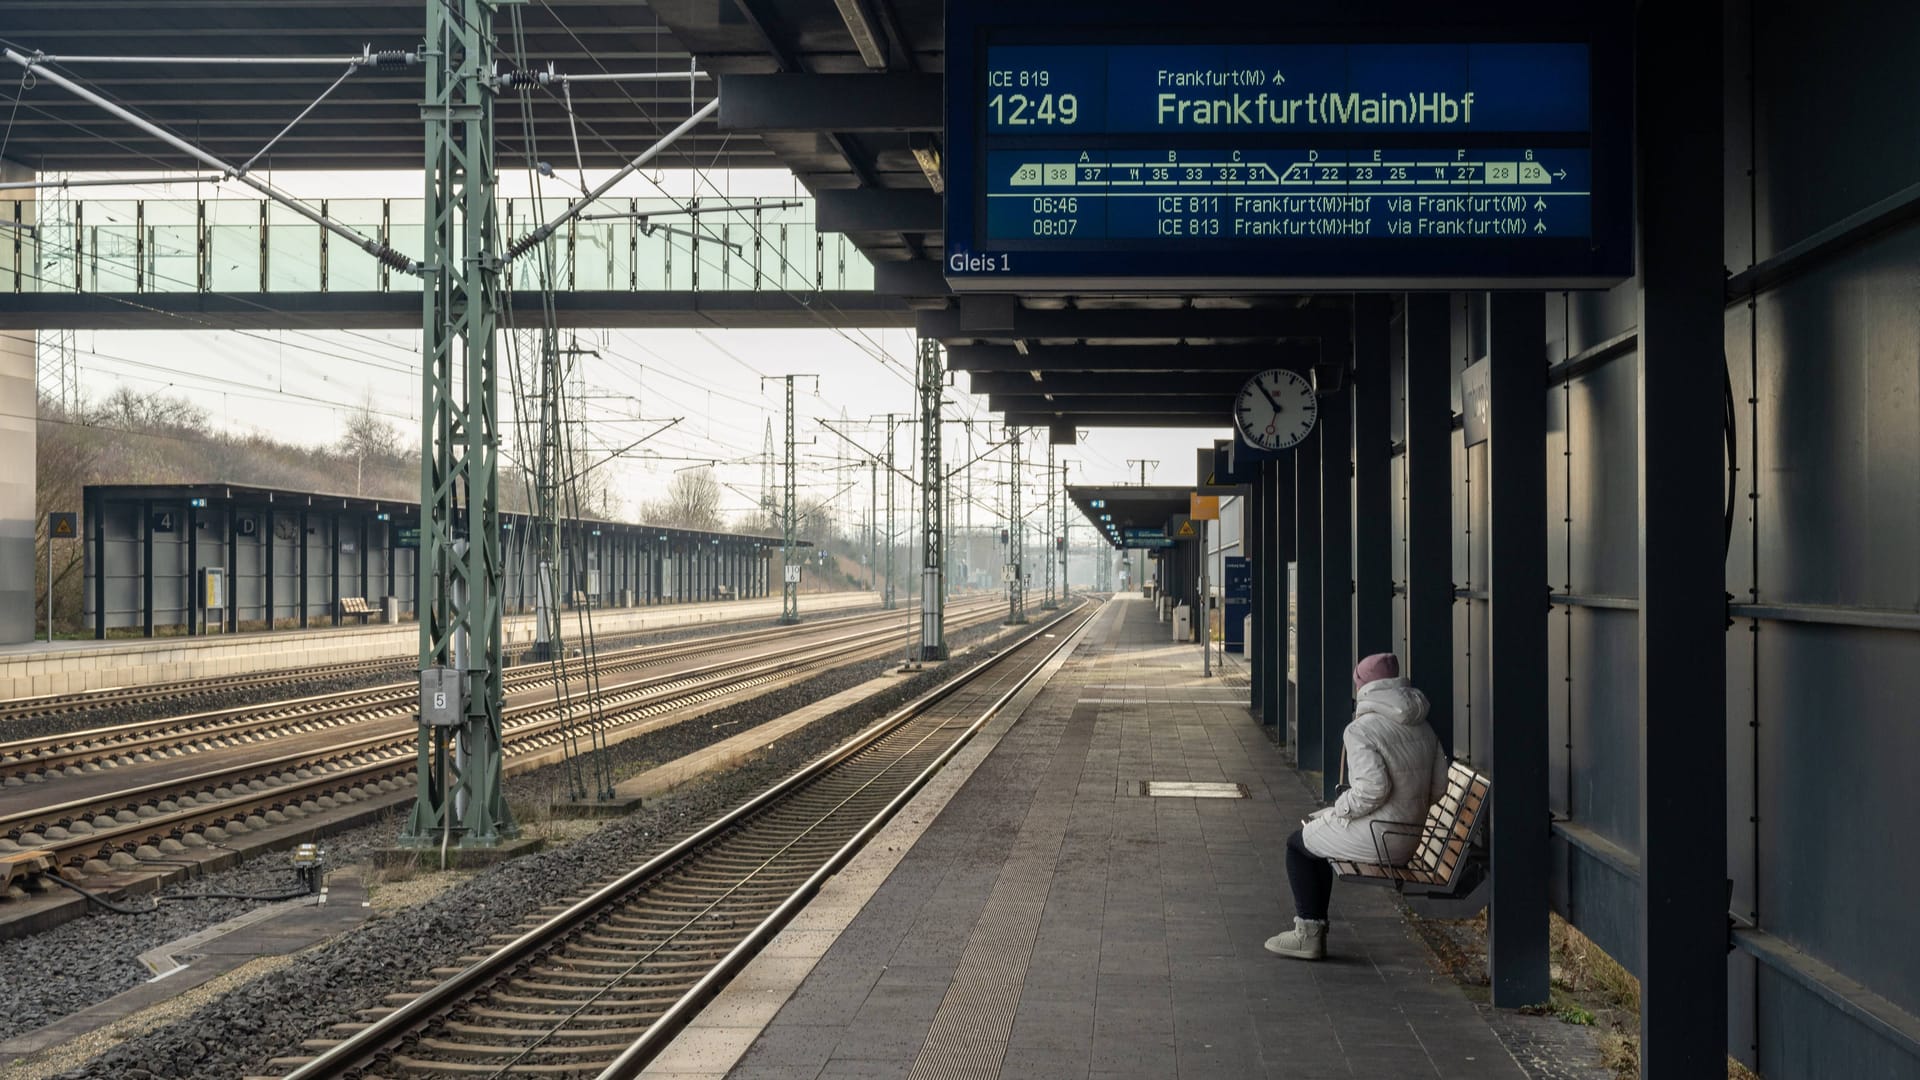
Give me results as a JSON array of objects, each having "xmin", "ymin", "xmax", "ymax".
[
  {"xmin": 1329, "ymin": 761, "xmax": 1490, "ymax": 897},
  {"xmin": 338, "ymin": 596, "xmax": 373, "ymax": 625},
  {"xmin": 713, "ymin": 585, "xmax": 735, "ymax": 600}
]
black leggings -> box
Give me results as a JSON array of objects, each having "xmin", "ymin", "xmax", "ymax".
[{"xmin": 1286, "ymin": 828, "xmax": 1334, "ymax": 921}]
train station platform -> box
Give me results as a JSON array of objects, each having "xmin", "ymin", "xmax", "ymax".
[
  {"xmin": 648, "ymin": 597, "xmax": 1535, "ymax": 1080},
  {"xmin": 0, "ymin": 591, "xmax": 877, "ymax": 700}
]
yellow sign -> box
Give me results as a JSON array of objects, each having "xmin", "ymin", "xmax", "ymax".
[
  {"xmin": 1176, "ymin": 519, "xmax": 1197, "ymax": 537},
  {"xmin": 47, "ymin": 512, "xmax": 76, "ymax": 538},
  {"xmin": 1189, "ymin": 494, "xmax": 1219, "ymax": 521}
]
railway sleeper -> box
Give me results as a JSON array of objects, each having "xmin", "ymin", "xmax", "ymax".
[
  {"xmin": 441, "ymin": 1021, "xmax": 652, "ymax": 1040},
  {"xmin": 415, "ymin": 1035, "xmax": 637, "ymax": 1056},
  {"xmin": 463, "ymin": 1005, "xmax": 669, "ymax": 1024},
  {"xmin": 390, "ymin": 1051, "xmax": 588, "ymax": 1074},
  {"xmin": 561, "ymin": 942, "xmax": 733, "ymax": 962},
  {"xmin": 536, "ymin": 954, "xmax": 718, "ymax": 973},
  {"xmin": 576, "ymin": 927, "xmax": 744, "ymax": 948},
  {"xmin": 494, "ymin": 986, "xmax": 687, "ymax": 1005}
]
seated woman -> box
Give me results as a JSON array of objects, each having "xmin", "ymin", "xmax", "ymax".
[{"xmin": 1265, "ymin": 652, "xmax": 1448, "ymax": 961}]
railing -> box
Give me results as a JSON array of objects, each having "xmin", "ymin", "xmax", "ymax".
[{"xmin": 1, "ymin": 196, "xmax": 873, "ymax": 295}]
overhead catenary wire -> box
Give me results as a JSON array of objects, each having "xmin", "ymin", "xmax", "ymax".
[{"xmin": 504, "ymin": 97, "xmax": 719, "ymax": 262}]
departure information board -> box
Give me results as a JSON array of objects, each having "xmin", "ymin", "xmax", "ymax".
[{"xmin": 945, "ymin": 5, "xmax": 1632, "ymax": 291}]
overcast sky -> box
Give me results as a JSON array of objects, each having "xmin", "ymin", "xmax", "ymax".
[{"xmin": 30, "ymin": 168, "xmax": 1228, "ymax": 536}]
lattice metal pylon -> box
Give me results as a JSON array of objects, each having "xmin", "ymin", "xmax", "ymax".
[
  {"xmin": 1057, "ymin": 463, "xmax": 1069, "ymax": 605},
  {"xmin": 780, "ymin": 375, "xmax": 799, "ymax": 623},
  {"xmin": 761, "ymin": 418, "xmax": 777, "ymax": 530},
  {"xmin": 917, "ymin": 337, "xmax": 946, "ymax": 659},
  {"xmin": 37, "ymin": 175, "xmax": 81, "ymax": 415},
  {"xmin": 883, "ymin": 416, "xmax": 897, "ymax": 610},
  {"xmin": 1041, "ymin": 443, "xmax": 1058, "ymax": 608},
  {"xmin": 402, "ymin": 0, "xmax": 516, "ymax": 850}
]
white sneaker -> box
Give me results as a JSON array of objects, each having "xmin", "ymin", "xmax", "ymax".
[{"xmin": 1263, "ymin": 917, "xmax": 1329, "ymax": 960}]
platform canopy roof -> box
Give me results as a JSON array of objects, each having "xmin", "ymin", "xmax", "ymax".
[
  {"xmin": 1067, "ymin": 485, "xmax": 1199, "ymax": 551},
  {"xmin": 86, "ymin": 482, "xmax": 803, "ymax": 546}
]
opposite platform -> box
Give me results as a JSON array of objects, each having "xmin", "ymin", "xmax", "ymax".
[{"xmin": 650, "ymin": 597, "xmax": 1531, "ymax": 1080}]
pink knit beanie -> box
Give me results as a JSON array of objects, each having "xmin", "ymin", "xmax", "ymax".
[{"xmin": 1353, "ymin": 652, "xmax": 1400, "ymax": 691}]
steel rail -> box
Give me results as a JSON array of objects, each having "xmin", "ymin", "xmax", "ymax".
[{"xmin": 279, "ymin": 601, "xmax": 1094, "ymax": 1080}]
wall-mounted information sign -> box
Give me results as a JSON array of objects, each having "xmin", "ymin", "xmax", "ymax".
[{"xmin": 945, "ymin": 2, "xmax": 1631, "ymax": 291}]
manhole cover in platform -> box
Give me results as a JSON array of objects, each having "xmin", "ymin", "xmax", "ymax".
[{"xmin": 1138, "ymin": 781, "xmax": 1250, "ymax": 799}]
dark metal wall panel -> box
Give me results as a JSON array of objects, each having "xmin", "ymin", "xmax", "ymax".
[
  {"xmin": 98, "ymin": 503, "xmax": 140, "ymax": 629},
  {"xmin": 1757, "ymin": 965, "xmax": 1920, "ymax": 1080},
  {"xmin": 150, "ymin": 505, "xmax": 188, "ymax": 627},
  {"xmin": 1752, "ymin": 0, "xmax": 1920, "ymax": 260},
  {"xmin": 1549, "ymin": 840, "xmax": 1640, "ymax": 980},
  {"xmin": 1390, "ymin": 451, "xmax": 1408, "ymax": 656},
  {"xmin": 1757, "ymin": 622, "xmax": 1920, "ymax": 1017},
  {"xmin": 270, "ymin": 521, "xmax": 301, "ymax": 626},
  {"xmin": 302, "ymin": 521, "xmax": 329, "ymax": 626},
  {"xmin": 1565, "ymin": 283, "xmax": 1637, "ymax": 357},
  {"xmin": 234, "ymin": 519, "xmax": 266, "ymax": 624},
  {"xmin": 1724, "ymin": 301, "xmax": 1761, "ymax": 937},
  {"xmin": 1753, "ymin": 232, "xmax": 1920, "ymax": 610},
  {"xmin": 1546, "ymin": 385, "xmax": 1572, "ymax": 816},
  {"xmin": 1566, "ymin": 354, "xmax": 1641, "ymax": 598},
  {"xmin": 1458, "ymin": 442, "xmax": 1492, "ymax": 768},
  {"xmin": 1568, "ymin": 608, "xmax": 1641, "ymax": 848}
]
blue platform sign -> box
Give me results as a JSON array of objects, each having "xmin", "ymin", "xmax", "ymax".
[
  {"xmin": 946, "ymin": 3, "xmax": 1632, "ymax": 291},
  {"xmin": 1223, "ymin": 556, "xmax": 1251, "ymax": 653}
]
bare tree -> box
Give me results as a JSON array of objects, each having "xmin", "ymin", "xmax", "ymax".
[
  {"xmin": 640, "ymin": 467, "xmax": 724, "ymax": 531},
  {"xmin": 337, "ymin": 398, "xmax": 402, "ymax": 496},
  {"xmin": 98, "ymin": 385, "xmax": 208, "ymax": 435}
]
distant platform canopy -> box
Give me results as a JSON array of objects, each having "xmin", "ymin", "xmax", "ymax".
[
  {"xmin": 1067, "ymin": 485, "xmax": 1198, "ymax": 551},
  {"xmin": 78, "ymin": 482, "xmax": 805, "ymax": 638}
]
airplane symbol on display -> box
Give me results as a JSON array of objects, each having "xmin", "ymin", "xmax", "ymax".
[
  {"xmin": 1534, "ymin": 220, "xmax": 1548, "ymax": 233},
  {"xmin": 1272, "ymin": 70, "xmax": 1287, "ymax": 85},
  {"xmin": 1534, "ymin": 198, "xmax": 1548, "ymax": 212}
]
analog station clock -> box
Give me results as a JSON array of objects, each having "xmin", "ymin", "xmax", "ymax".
[{"xmin": 1233, "ymin": 368, "xmax": 1318, "ymax": 451}]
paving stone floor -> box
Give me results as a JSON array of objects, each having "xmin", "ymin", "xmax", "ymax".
[{"xmin": 726, "ymin": 599, "xmax": 1533, "ymax": 1080}]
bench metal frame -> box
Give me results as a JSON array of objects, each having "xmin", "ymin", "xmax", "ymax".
[{"xmin": 1329, "ymin": 761, "xmax": 1490, "ymax": 898}]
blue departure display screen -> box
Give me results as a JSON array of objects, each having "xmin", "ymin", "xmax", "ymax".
[{"xmin": 944, "ymin": 11, "xmax": 1632, "ymax": 291}]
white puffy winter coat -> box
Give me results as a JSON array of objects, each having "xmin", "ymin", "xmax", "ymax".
[{"xmin": 1300, "ymin": 677, "xmax": 1448, "ymax": 864}]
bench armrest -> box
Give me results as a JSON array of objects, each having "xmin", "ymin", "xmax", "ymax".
[{"xmin": 1366, "ymin": 817, "xmax": 1448, "ymax": 867}]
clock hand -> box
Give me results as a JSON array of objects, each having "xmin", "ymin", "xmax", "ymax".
[{"xmin": 1255, "ymin": 378, "xmax": 1285, "ymax": 412}]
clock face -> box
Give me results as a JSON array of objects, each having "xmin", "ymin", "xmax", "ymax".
[{"xmin": 1234, "ymin": 368, "xmax": 1318, "ymax": 451}]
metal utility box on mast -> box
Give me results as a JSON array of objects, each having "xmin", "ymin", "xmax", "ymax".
[
  {"xmin": 404, "ymin": 0, "xmax": 516, "ymax": 850},
  {"xmin": 917, "ymin": 337, "xmax": 946, "ymax": 660}
]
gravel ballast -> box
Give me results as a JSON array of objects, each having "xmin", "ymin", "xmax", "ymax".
[{"xmin": 32, "ymin": 609, "xmax": 1053, "ymax": 1080}]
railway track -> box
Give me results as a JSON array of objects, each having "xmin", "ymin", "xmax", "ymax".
[
  {"xmin": 0, "ymin": 602, "xmax": 970, "ymax": 789},
  {"xmin": 0, "ymin": 599, "xmax": 1006, "ymax": 877},
  {"xmin": 0, "ymin": 655, "xmax": 413, "ymax": 729},
  {"xmin": 0, "ymin": 598, "xmax": 901, "ymax": 729},
  {"xmin": 270, "ymin": 600, "xmax": 1094, "ymax": 1080}
]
